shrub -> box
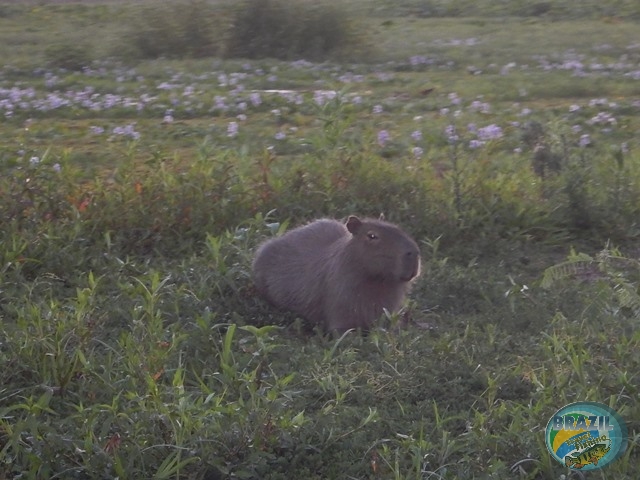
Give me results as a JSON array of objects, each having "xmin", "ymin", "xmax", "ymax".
[
  {"xmin": 119, "ymin": 1, "xmax": 224, "ymax": 60},
  {"xmin": 225, "ymin": 0, "xmax": 368, "ymax": 61},
  {"xmin": 44, "ymin": 42, "xmax": 92, "ymax": 71}
]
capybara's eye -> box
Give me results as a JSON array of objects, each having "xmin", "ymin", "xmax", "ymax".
[{"xmin": 367, "ymin": 232, "xmax": 378, "ymax": 240}]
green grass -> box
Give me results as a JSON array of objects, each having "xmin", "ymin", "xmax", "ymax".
[{"xmin": 1, "ymin": 1, "xmax": 640, "ymax": 478}]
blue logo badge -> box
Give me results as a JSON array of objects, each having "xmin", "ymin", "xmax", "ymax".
[{"xmin": 545, "ymin": 401, "xmax": 628, "ymax": 470}]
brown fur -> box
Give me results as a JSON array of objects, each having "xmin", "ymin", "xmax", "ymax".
[{"xmin": 252, "ymin": 216, "xmax": 421, "ymax": 331}]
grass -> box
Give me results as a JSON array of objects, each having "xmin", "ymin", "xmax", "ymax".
[{"xmin": 1, "ymin": 1, "xmax": 640, "ymax": 478}]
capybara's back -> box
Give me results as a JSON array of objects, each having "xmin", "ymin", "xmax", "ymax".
[
  {"xmin": 252, "ymin": 219, "xmax": 347, "ymax": 325},
  {"xmin": 252, "ymin": 216, "xmax": 420, "ymax": 331}
]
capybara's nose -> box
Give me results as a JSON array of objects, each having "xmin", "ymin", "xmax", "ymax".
[
  {"xmin": 401, "ymin": 249, "xmax": 420, "ymax": 280},
  {"xmin": 405, "ymin": 249, "xmax": 419, "ymax": 262}
]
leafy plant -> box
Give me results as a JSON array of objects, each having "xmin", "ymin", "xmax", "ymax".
[{"xmin": 542, "ymin": 245, "xmax": 640, "ymax": 319}]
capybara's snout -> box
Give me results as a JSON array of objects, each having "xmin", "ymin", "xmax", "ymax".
[{"xmin": 399, "ymin": 246, "xmax": 421, "ymax": 282}]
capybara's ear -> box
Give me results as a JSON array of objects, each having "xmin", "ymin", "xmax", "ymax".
[{"xmin": 346, "ymin": 216, "xmax": 363, "ymax": 234}]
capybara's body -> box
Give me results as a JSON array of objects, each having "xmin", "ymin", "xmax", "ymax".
[{"xmin": 252, "ymin": 216, "xmax": 421, "ymax": 331}]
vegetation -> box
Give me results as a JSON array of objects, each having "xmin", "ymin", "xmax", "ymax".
[
  {"xmin": 225, "ymin": 0, "xmax": 366, "ymax": 61},
  {"xmin": 1, "ymin": 1, "xmax": 639, "ymax": 478}
]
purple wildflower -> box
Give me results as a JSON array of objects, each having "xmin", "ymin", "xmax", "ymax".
[
  {"xmin": 227, "ymin": 121, "xmax": 238, "ymax": 138},
  {"xmin": 448, "ymin": 93, "xmax": 461, "ymax": 105},
  {"xmin": 112, "ymin": 123, "xmax": 140, "ymax": 140},
  {"xmin": 500, "ymin": 62, "xmax": 516, "ymax": 75},
  {"xmin": 579, "ymin": 134, "xmax": 591, "ymax": 147},
  {"xmin": 249, "ymin": 92, "xmax": 262, "ymax": 107},
  {"xmin": 445, "ymin": 125, "xmax": 459, "ymax": 143},
  {"xmin": 214, "ymin": 95, "xmax": 227, "ymax": 111},
  {"xmin": 162, "ymin": 110, "xmax": 174, "ymax": 124},
  {"xmin": 313, "ymin": 90, "xmax": 336, "ymax": 106},
  {"xmin": 469, "ymin": 100, "xmax": 491, "ymax": 113},
  {"xmin": 588, "ymin": 112, "xmax": 616, "ymax": 126},
  {"xmin": 377, "ymin": 130, "xmax": 391, "ymax": 147},
  {"xmin": 476, "ymin": 124, "xmax": 503, "ymax": 141}
]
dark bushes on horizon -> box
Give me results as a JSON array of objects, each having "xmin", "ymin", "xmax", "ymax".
[
  {"xmin": 115, "ymin": 0, "xmax": 367, "ymax": 62},
  {"xmin": 225, "ymin": 0, "xmax": 364, "ymax": 61}
]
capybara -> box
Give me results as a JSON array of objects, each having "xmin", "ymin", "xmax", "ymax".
[{"xmin": 252, "ymin": 216, "xmax": 421, "ymax": 331}]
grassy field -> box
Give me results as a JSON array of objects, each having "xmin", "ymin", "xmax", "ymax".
[{"xmin": 1, "ymin": 1, "xmax": 640, "ymax": 479}]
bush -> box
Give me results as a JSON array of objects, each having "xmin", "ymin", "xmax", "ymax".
[
  {"xmin": 120, "ymin": 1, "xmax": 224, "ymax": 60},
  {"xmin": 44, "ymin": 42, "xmax": 92, "ymax": 71},
  {"xmin": 111, "ymin": 0, "xmax": 368, "ymax": 62},
  {"xmin": 225, "ymin": 0, "xmax": 367, "ymax": 61}
]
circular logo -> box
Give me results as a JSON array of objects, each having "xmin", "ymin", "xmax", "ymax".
[{"xmin": 545, "ymin": 402, "xmax": 628, "ymax": 470}]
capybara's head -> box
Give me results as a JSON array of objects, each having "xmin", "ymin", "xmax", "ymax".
[{"xmin": 345, "ymin": 216, "xmax": 420, "ymax": 282}]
